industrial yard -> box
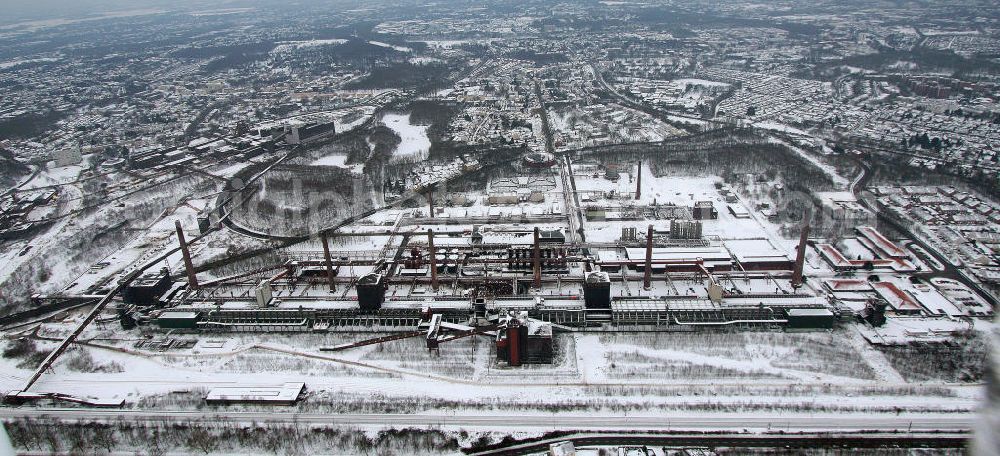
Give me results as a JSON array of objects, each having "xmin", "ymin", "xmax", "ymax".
[
  {"xmin": 1, "ymin": 99, "xmax": 993, "ymax": 456},
  {"xmin": 1, "ymin": 1, "xmax": 999, "ymax": 454},
  {"xmin": 1, "ymin": 137, "xmax": 991, "ymax": 425}
]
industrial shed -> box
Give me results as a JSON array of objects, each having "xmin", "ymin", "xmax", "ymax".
[
  {"xmin": 123, "ymin": 268, "xmax": 172, "ymax": 306},
  {"xmin": 155, "ymin": 311, "xmax": 201, "ymax": 330},
  {"xmin": 205, "ymin": 382, "xmax": 306, "ymax": 405},
  {"xmin": 785, "ymin": 308, "xmax": 834, "ymax": 329}
]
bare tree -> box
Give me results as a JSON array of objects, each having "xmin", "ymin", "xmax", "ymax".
[
  {"xmin": 69, "ymin": 427, "xmax": 92, "ymax": 454},
  {"xmin": 92, "ymin": 424, "xmax": 118, "ymax": 454},
  {"xmin": 146, "ymin": 428, "xmax": 166, "ymax": 456},
  {"xmin": 43, "ymin": 428, "xmax": 61, "ymax": 454},
  {"xmin": 186, "ymin": 426, "xmax": 219, "ymax": 454}
]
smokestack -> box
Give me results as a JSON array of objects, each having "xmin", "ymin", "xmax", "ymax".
[
  {"xmin": 321, "ymin": 233, "xmax": 336, "ymax": 292},
  {"xmin": 791, "ymin": 211, "xmax": 812, "ymax": 288},
  {"xmin": 635, "ymin": 161, "xmax": 642, "ymax": 200},
  {"xmin": 428, "ymin": 229, "xmax": 438, "ymax": 291},
  {"xmin": 533, "ymin": 227, "xmax": 542, "ymax": 289},
  {"xmin": 174, "ymin": 220, "xmax": 198, "ymax": 289},
  {"xmin": 643, "ymin": 224, "xmax": 654, "ymax": 290},
  {"xmin": 427, "ymin": 185, "xmax": 435, "ymax": 218}
]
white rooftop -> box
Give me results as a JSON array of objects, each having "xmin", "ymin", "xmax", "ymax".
[{"xmin": 205, "ymin": 382, "xmax": 305, "ymax": 403}]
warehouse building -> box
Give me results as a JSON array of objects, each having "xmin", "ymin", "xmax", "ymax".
[
  {"xmin": 155, "ymin": 311, "xmax": 200, "ymax": 330},
  {"xmin": 205, "ymin": 382, "xmax": 306, "ymax": 406},
  {"xmin": 123, "ymin": 268, "xmax": 173, "ymax": 306},
  {"xmin": 785, "ymin": 308, "xmax": 835, "ymax": 329}
]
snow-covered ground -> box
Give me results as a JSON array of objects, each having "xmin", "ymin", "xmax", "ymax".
[
  {"xmin": 271, "ymin": 39, "xmax": 348, "ymax": 53},
  {"xmin": 368, "ymin": 41, "xmax": 412, "ymax": 53},
  {"xmin": 0, "ymin": 325, "xmax": 981, "ymax": 417},
  {"xmin": 578, "ymin": 172, "xmax": 787, "ymax": 241},
  {"xmin": 310, "ymin": 151, "xmax": 367, "ymax": 175},
  {"xmin": 673, "ymin": 78, "xmax": 731, "ymax": 88},
  {"xmin": 381, "ymin": 112, "xmax": 431, "ymax": 160},
  {"xmin": 311, "ymin": 153, "xmax": 349, "ymax": 167},
  {"xmin": 18, "ymin": 163, "xmax": 83, "ymax": 189},
  {"xmin": 768, "ymin": 136, "xmax": 849, "ymax": 188}
]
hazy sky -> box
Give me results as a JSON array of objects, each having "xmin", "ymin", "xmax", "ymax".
[
  {"xmin": 0, "ymin": 0, "xmax": 257, "ymax": 24},
  {"xmin": 0, "ymin": 0, "xmax": 380, "ymax": 25}
]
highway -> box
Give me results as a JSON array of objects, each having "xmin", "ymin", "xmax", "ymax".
[{"xmin": 0, "ymin": 408, "xmax": 976, "ymax": 433}]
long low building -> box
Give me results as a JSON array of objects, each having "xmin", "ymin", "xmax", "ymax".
[
  {"xmin": 155, "ymin": 292, "xmax": 831, "ymax": 331},
  {"xmin": 615, "ymin": 238, "xmax": 793, "ymax": 272},
  {"xmin": 205, "ymin": 382, "xmax": 306, "ymax": 405},
  {"xmin": 724, "ymin": 239, "xmax": 794, "ymax": 271},
  {"xmin": 617, "ymin": 246, "xmax": 731, "ymax": 272}
]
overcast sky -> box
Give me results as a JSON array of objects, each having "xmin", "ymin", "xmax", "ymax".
[{"xmin": 0, "ymin": 0, "xmax": 261, "ymax": 24}]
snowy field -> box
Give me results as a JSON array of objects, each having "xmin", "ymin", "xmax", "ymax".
[
  {"xmin": 311, "ymin": 152, "xmax": 350, "ymax": 167},
  {"xmin": 0, "ymin": 322, "xmax": 981, "ymax": 420},
  {"xmin": 20, "ymin": 163, "xmax": 83, "ymax": 189},
  {"xmin": 382, "ymin": 112, "xmax": 431, "ymax": 161},
  {"xmin": 270, "ymin": 39, "xmax": 349, "ymax": 53},
  {"xmin": 579, "ymin": 172, "xmax": 790, "ymax": 241}
]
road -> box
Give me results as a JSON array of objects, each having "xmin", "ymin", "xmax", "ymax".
[
  {"xmin": 849, "ymin": 158, "xmax": 998, "ymax": 308},
  {"xmin": 840, "ymin": 138, "xmax": 1000, "ymax": 174},
  {"xmin": 533, "ymin": 76, "xmax": 585, "ymax": 243},
  {"xmin": 588, "ymin": 61, "xmax": 721, "ymax": 133},
  {"xmin": 470, "ymin": 431, "xmax": 969, "ymax": 455},
  {"xmin": 559, "ymin": 154, "xmax": 585, "ymax": 243},
  {"xmin": 0, "ymin": 408, "xmax": 976, "ymax": 433},
  {"xmin": 532, "ymin": 79, "xmax": 556, "ymax": 155}
]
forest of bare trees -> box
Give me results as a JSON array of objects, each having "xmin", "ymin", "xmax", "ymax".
[{"xmin": 4, "ymin": 418, "xmax": 460, "ymax": 455}]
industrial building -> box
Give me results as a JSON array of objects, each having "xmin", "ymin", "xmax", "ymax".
[
  {"xmin": 122, "ymin": 268, "xmax": 173, "ymax": 306},
  {"xmin": 137, "ymin": 222, "xmax": 830, "ymax": 338},
  {"xmin": 105, "ymin": 205, "xmax": 838, "ymax": 368},
  {"xmin": 495, "ymin": 314, "xmax": 554, "ymax": 365},
  {"xmin": 256, "ymin": 111, "xmax": 339, "ymax": 145},
  {"xmin": 786, "ymin": 308, "xmax": 835, "ymax": 329},
  {"xmin": 692, "ymin": 200, "xmax": 718, "ymax": 220},
  {"xmin": 815, "ymin": 226, "xmax": 917, "ymax": 272},
  {"xmin": 155, "ymin": 311, "xmax": 200, "ymax": 329},
  {"xmin": 204, "ymin": 382, "xmax": 306, "ymax": 406},
  {"xmin": 670, "ymin": 219, "xmax": 703, "ymax": 240}
]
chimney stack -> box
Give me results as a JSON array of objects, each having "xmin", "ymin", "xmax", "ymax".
[
  {"xmin": 643, "ymin": 224, "xmax": 654, "ymax": 290},
  {"xmin": 321, "ymin": 233, "xmax": 337, "ymax": 292},
  {"xmin": 427, "ymin": 185, "xmax": 435, "ymax": 218},
  {"xmin": 428, "ymin": 229, "xmax": 439, "ymax": 291},
  {"xmin": 175, "ymin": 220, "xmax": 199, "ymax": 289},
  {"xmin": 532, "ymin": 227, "xmax": 542, "ymax": 290},
  {"xmin": 791, "ymin": 212, "xmax": 811, "ymax": 288},
  {"xmin": 635, "ymin": 161, "xmax": 642, "ymax": 200}
]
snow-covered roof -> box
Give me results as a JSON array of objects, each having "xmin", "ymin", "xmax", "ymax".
[
  {"xmin": 158, "ymin": 311, "xmax": 199, "ymax": 320},
  {"xmin": 787, "ymin": 308, "xmax": 834, "ymax": 317},
  {"xmin": 205, "ymin": 382, "xmax": 305, "ymax": 404}
]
